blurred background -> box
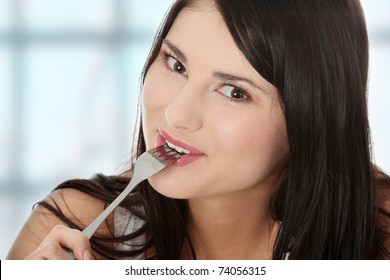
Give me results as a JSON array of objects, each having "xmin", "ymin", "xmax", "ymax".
[{"xmin": 0, "ymin": 0, "xmax": 389, "ymax": 259}]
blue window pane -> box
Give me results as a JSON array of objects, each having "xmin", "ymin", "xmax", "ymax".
[
  {"xmin": 22, "ymin": 45, "xmax": 132, "ymax": 182},
  {"xmin": 368, "ymin": 44, "xmax": 390, "ymax": 173},
  {"xmin": 23, "ymin": 0, "xmax": 115, "ymax": 32},
  {"xmin": 0, "ymin": 46, "xmax": 12, "ymax": 180},
  {"xmin": 126, "ymin": 0, "xmax": 173, "ymax": 32},
  {"xmin": 0, "ymin": 0, "xmax": 12, "ymax": 32},
  {"xmin": 361, "ymin": 0, "xmax": 390, "ymax": 31}
]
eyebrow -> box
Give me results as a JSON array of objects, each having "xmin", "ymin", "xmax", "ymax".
[
  {"xmin": 162, "ymin": 39, "xmax": 187, "ymax": 64},
  {"xmin": 162, "ymin": 39, "xmax": 266, "ymax": 92},
  {"xmin": 213, "ymin": 72, "xmax": 265, "ymax": 92}
]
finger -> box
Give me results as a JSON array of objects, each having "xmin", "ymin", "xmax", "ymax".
[
  {"xmin": 26, "ymin": 242, "xmax": 72, "ymax": 260},
  {"xmin": 38, "ymin": 225, "xmax": 93, "ymax": 260}
]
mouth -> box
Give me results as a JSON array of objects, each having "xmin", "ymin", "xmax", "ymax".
[{"xmin": 157, "ymin": 129, "xmax": 204, "ymax": 166}]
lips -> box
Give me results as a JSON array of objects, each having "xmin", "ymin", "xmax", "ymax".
[{"xmin": 157, "ymin": 129, "xmax": 204, "ymax": 166}]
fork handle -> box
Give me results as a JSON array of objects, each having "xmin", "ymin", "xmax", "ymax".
[
  {"xmin": 63, "ymin": 248, "xmax": 76, "ymax": 260},
  {"xmin": 62, "ymin": 175, "xmax": 142, "ymax": 260},
  {"xmin": 82, "ymin": 175, "xmax": 142, "ymax": 239}
]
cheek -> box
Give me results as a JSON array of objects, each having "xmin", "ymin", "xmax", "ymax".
[
  {"xmin": 141, "ymin": 66, "xmax": 174, "ymax": 146},
  {"xmin": 251, "ymin": 112, "xmax": 287, "ymax": 161},
  {"xmin": 213, "ymin": 111, "xmax": 269, "ymax": 151},
  {"xmin": 142, "ymin": 63, "xmax": 185, "ymax": 112},
  {"xmin": 214, "ymin": 108, "xmax": 288, "ymax": 171},
  {"xmin": 252, "ymin": 117, "xmax": 288, "ymax": 174},
  {"xmin": 142, "ymin": 69, "xmax": 166, "ymax": 112}
]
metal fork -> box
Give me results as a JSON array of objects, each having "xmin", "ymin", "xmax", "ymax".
[{"xmin": 64, "ymin": 145, "xmax": 180, "ymax": 259}]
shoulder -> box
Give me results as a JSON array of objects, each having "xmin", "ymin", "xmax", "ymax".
[
  {"xmin": 7, "ymin": 180, "xmax": 113, "ymax": 259},
  {"xmin": 373, "ymin": 167, "xmax": 390, "ymax": 259}
]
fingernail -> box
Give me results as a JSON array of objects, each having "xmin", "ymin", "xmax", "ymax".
[{"xmin": 83, "ymin": 250, "xmax": 93, "ymax": 260}]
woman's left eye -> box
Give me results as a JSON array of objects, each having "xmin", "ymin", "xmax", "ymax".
[{"xmin": 218, "ymin": 85, "xmax": 250, "ymax": 101}]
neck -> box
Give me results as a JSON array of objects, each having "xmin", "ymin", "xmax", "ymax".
[{"xmin": 185, "ymin": 186, "xmax": 279, "ymax": 260}]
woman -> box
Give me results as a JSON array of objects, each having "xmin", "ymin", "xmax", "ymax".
[{"xmin": 7, "ymin": 0, "xmax": 390, "ymax": 259}]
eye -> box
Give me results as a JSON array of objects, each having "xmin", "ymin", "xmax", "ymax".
[
  {"xmin": 167, "ymin": 56, "xmax": 187, "ymax": 75},
  {"xmin": 218, "ymin": 85, "xmax": 250, "ymax": 101}
]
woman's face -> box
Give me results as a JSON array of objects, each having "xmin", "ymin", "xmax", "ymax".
[{"xmin": 142, "ymin": 3, "xmax": 288, "ymax": 199}]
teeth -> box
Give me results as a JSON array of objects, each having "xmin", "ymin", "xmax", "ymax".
[{"xmin": 166, "ymin": 140, "xmax": 191, "ymax": 154}]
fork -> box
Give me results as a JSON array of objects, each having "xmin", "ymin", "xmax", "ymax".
[{"xmin": 64, "ymin": 145, "xmax": 181, "ymax": 259}]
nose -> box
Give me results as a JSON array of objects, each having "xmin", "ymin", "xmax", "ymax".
[{"xmin": 165, "ymin": 83, "xmax": 203, "ymax": 132}]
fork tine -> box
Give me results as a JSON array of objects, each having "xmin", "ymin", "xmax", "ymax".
[
  {"xmin": 148, "ymin": 145, "xmax": 167, "ymax": 153},
  {"xmin": 161, "ymin": 152, "xmax": 181, "ymax": 163},
  {"xmin": 149, "ymin": 144, "xmax": 181, "ymax": 163}
]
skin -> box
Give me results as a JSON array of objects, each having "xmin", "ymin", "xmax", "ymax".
[
  {"xmin": 6, "ymin": 1, "xmax": 288, "ymax": 260},
  {"xmin": 142, "ymin": 2, "xmax": 288, "ymax": 259}
]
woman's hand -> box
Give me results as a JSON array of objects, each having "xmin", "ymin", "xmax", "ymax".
[
  {"xmin": 25, "ymin": 225, "xmax": 93, "ymax": 260},
  {"xmin": 7, "ymin": 189, "xmax": 110, "ymax": 260}
]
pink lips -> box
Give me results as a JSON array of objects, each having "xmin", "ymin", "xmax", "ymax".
[{"xmin": 157, "ymin": 129, "xmax": 204, "ymax": 166}]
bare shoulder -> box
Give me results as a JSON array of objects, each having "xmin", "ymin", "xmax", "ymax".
[{"xmin": 6, "ymin": 187, "xmax": 112, "ymax": 259}]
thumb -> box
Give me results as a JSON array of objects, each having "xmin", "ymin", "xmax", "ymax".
[{"xmin": 40, "ymin": 225, "xmax": 93, "ymax": 260}]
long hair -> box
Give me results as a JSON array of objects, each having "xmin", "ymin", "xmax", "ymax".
[
  {"xmin": 217, "ymin": 0, "xmax": 374, "ymax": 259},
  {"xmin": 39, "ymin": 0, "xmax": 390, "ymax": 259}
]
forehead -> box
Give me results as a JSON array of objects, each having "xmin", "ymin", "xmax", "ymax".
[{"xmin": 167, "ymin": 4, "xmax": 233, "ymax": 51}]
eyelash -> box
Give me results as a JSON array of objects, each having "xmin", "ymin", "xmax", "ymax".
[
  {"xmin": 161, "ymin": 49, "xmax": 187, "ymax": 75},
  {"xmin": 219, "ymin": 82, "xmax": 252, "ymax": 102},
  {"xmin": 160, "ymin": 49, "xmax": 252, "ymax": 103}
]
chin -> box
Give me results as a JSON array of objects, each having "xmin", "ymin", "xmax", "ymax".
[{"xmin": 147, "ymin": 177, "xmax": 192, "ymax": 199}]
